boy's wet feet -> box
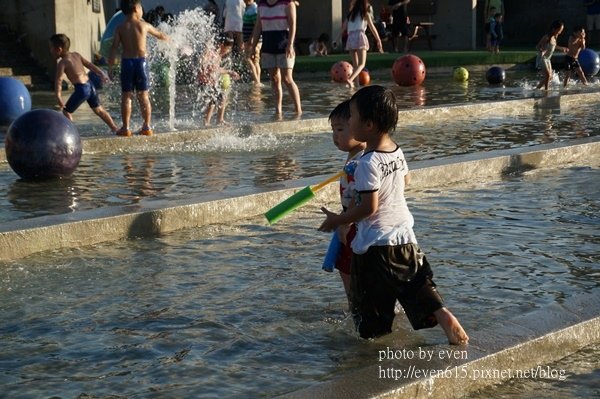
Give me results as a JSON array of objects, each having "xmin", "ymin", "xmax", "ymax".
[
  {"xmin": 138, "ymin": 126, "xmax": 153, "ymax": 136},
  {"xmin": 434, "ymin": 307, "xmax": 469, "ymax": 345},
  {"xmin": 116, "ymin": 127, "xmax": 132, "ymax": 137}
]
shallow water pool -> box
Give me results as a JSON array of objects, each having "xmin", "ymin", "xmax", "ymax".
[{"xmin": 1, "ymin": 163, "xmax": 598, "ymax": 397}]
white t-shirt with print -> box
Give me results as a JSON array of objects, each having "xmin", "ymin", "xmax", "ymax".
[{"xmin": 351, "ymin": 145, "xmax": 417, "ymax": 254}]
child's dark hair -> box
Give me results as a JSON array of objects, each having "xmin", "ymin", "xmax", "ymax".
[
  {"xmin": 49, "ymin": 34, "xmax": 70, "ymax": 50},
  {"xmin": 329, "ymin": 100, "xmax": 351, "ymax": 122},
  {"xmin": 549, "ymin": 20, "xmax": 564, "ymax": 34},
  {"xmin": 350, "ymin": 85, "xmax": 397, "ymax": 134},
  {"xmin": 121, "ymin": 0, "xmax": 141, "ymax": 15},
  {"xmin": 318, "ymin": 33, "xmax": 330, "ymax": 43},
  {"xmin": 348, "ymin": 0, "xmax": 368, "ymax": 22},
  {"xmin": 573, "ymin": 25, "xmax": 584, "ymax": 33}
]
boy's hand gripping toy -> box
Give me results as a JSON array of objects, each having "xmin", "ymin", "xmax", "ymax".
[{"xmin": 265, "ymin": 171, "xmax": 344, "ymax": 224}]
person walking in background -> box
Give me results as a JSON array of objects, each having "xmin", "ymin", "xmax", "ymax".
[
  {"xmin": 223, "ymin": 0, "xmax": 245, "ymax": 53},
  {"xmin": 251, "ymin": 0, "xmax": 302, "ymax": 119},
  {"xmin": 489, "ymin": 13, "xmax": 503, "ymax": 53},
  {"xmin": 108, "ymin": 0, "xmax": 169, "ymax": 136},
  {"xmin": 564, "ymin": 26, "xmax": 588, "ymax": 87},
  {"xmin": 388, "ymin": 0, "xmax": 410, "ymax": 53},
  {"xmin": 243, "ymin": 0, "xmax": 262, "ymax": 84},
  {"xmin": 585, "ymin": 0, "xmax": 600, "ymax": 45},
  {"xmin": 535, "ymin": 20, "xmax": 567, "ymax": 90},
  {"xmin": 343, "ymin": 0, "xmax": 383, "ymax": 88}
]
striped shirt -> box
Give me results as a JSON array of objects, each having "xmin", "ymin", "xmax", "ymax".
[{"xmin": 258, "ymin": 0, "xmax": 291, "ymax": 54}]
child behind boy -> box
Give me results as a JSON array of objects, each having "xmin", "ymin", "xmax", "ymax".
[
  {"xmin": 564, "ymin": 26, "xmax": 589, "ymax": 87},
  {"xmin": 49, "ymin": 34, "xmax": 118, "ymax": 133},
  {"xmin": 198, "ymin": 36, "xmax": 240, "ymax": 125},
  {"xmin": 108, "ymin": 0, "xmax": 169, "ymax": 136},
  {"xmin": 319, "ymin": 85, "xmax": 469, "ymax": 344},
  {"xmin": 327, "ymin": 100, "xmax": 366, "ymax": 309}
]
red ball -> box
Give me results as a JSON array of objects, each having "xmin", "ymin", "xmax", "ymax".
[
  {"xmin": 330, "ymin": 61, "xmax": 353, "ymax": 83},
  {"xmin": 391, "ymin": 55, "xmax": 426, "ymax": 86},
  {"xmin": 358, "ymin": 69, "xmax": 370, "ymax": 86}
]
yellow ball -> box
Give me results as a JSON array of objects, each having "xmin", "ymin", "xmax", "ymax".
[
  {"xmin": 220, "ymin": 73, "xmax": 231, "ymax": 90},
  {"xmin": 453, "ymin": 67, "xmax": 469, "ymax": 82}
]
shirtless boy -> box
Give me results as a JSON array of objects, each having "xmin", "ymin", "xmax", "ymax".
[
  {"xmin": 564, "ymin": 26, "xmax": 589, "ymax": 87},
  {"xmin": 108, "ymin": 0, "xmax": 168, "ymax": 136},
  {"xmin": 50, "ymin": 34, "xmax": 118, "ymax": 133}
]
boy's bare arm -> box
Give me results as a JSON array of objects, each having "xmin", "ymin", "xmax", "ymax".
[
  {"xmin": 319, "ymin": 191, "xmax": 378, "ymax": 232},
  {"xmin": 54, "ymin": 61, "xmax": 66, "ymax": 108},
  {"xmin": 81, "ymin": 57, "xmax": 109, "ymax": 82},
  {"xmin": 108, "ymin": 27, "xmax": 122, "ymax": 77},
  {"xmin": 147, "ymin": 24, "xmax": 169, "ymax": 41}
]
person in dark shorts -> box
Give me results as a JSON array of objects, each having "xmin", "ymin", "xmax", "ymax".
[
  {"xmin": 49, "ymin": 34, "xmax": 118, "ymax": 133},
  {"xmin": 564, "ymin": 26, "xmax": 588, "ymax": 87},
  {"xmin": 389, "ymin": 0, "xmax": 411, "ymax": 52},
  {"xmin": 108, "ymin": 0, "xmax": 169, "ymax": 136},
  {"xmin": 319, "ymin": 85, "xmax": 469, "ymax": 344}
]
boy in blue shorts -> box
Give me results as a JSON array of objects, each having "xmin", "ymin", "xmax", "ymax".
[
  {"xmin": 50, "ymin": 34, "xmax": 118, "ymax": 133},
  {"xmin": 319, "ymin": 85, "xmax": 469, "ymax": 344},
  {"xmin": 108, "ymin": 0, "xmax": 168, "ymax": 136}
]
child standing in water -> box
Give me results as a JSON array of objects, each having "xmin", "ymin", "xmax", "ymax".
[
  {"xmin": 536, "ymin": 20, "xmax": 567, "ymax": 90},
  {"xmin": 563, "ymin": 26, "xmax": 589, "ymax": 87},
  {"xmin": 343, "ymin": 0, "xmax": 383, "ymax": 88},
  {"xmin": 108, "ymin": 0, "xmax": 169, "ymax": 136},
  {"xmin": 49, "ymin": 34, "xmax": 118, "ymax": 133},
  {"xmin": 319, "ymin": 85, "xmax": 469, "ymax": 344},
  {"xmin": 326, "ymin": 100, "xmax": 366, "ymax": 309}
]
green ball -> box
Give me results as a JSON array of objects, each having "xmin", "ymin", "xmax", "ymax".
[
  {"xmin": 220, "ymin": 73, "xmax": 231, "ymax": 90},
  {"xmin": 453, "ymin": 67, "xmax": 469, "ymax": 82}
]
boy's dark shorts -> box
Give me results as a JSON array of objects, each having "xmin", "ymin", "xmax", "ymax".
[
  {"xmin": 120, "ymin": 57, "xmax": 149, "ymax": 92},
  {"xmin": 565, "ymin": 55, "xmax": 581, "ymax": 71},
  {"xmin": 64, "ymin": 82, "xmax": 100, "ymax": 113},
  {"xmin": 350, "ymin": 243, "xmax": 444, "ymax": 339}
]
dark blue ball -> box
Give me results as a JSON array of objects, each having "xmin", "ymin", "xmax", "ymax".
[
  {"xmin": 578, "ymin": 48, "xmax": 600, "ymax": 76},
  {"xmin": 5, "ymin": 109, "xmax": 82, "ymax": 180},
  {"xmin": 486, "ymin": 66, "xmax": 506, "ymax": 84},
  {"xmin": 0, "ymin": 77, "xmax": 32, "ymax": 126}
]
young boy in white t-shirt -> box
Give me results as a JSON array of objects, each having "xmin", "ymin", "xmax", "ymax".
[{"xmin": 319, "ymin": 85, "xmax": 469, "ymax": 344}]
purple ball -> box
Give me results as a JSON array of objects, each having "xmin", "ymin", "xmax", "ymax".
[{"xmin": 5, "ymin": 109, "xmax": 82, "ymax": 180}]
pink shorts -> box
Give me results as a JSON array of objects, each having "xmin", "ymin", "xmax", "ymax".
[{"xmin": 345, "ymin": 31, "xmax": 370, "ymax": 51}]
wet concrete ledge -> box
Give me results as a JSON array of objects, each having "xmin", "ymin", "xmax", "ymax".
[
  {"xmin": 280, "ymin": 293, "xmax": 600, "ymax": 399},
  {"xmin": 1, "ymin": 91, "xmax": 600, "ymax": 162},
  {"xmin": 0, "ymin": 136, "xmax": 597, "ymax": 261}
]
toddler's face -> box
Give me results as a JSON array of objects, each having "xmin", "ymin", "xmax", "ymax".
[{"xmin": 331, "ymin": 118, "xmax": 362, "ymax": 152}]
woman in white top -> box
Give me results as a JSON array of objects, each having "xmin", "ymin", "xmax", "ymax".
[{"xmin": 342, "ymin": 0, "xmax": 383, "ymax": 88}]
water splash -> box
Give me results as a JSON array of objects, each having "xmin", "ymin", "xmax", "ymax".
[{"xmin": 148, "ymin": 7, "xmax": 222, "ymax": 131}]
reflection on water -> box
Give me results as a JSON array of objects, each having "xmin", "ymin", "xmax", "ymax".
[{"xmin": 0, "ymin": 165, "xmax": 597, "ymax": 398}]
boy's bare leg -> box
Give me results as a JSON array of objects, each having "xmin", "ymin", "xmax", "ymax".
[
  {"xmin": 216, "ymin": 97, "xmax": 228, "ymax": 124},
  {"xmin": 137, "ymin": 90, "xmax": 152, "ymax": 129},
  {"xmin": 576, "ymin": 67, "xmax": 588, "ymax": 85},
  {"xmin": 269, "ymin": 68, "xmax": 283, "ymax": 117},
  {"xmin": 205, "ymin": 104, "xmax": 215, "ymax": 126},
  {"xmin": 121, "ymin": 91, "xmax": 133, "ymax": 130},
  {"xmin": 93, "ymin": 106, "xmax": 118, "ymax": 132},
  {"xmin": 282, "ymin": 68, "xmax": 302, "ymax": 117},
  {"xmin": 434, "ymin": 307, "xmax": 469, "ymax": 345}
]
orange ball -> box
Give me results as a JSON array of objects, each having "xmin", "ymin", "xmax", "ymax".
[
  {"xmin": 358, "ymin": 69, "xmax": 370, "ymax": 86},
  {"xmin": 391, "ymin": 55, "xmax": 426, "ymax": 86}
]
